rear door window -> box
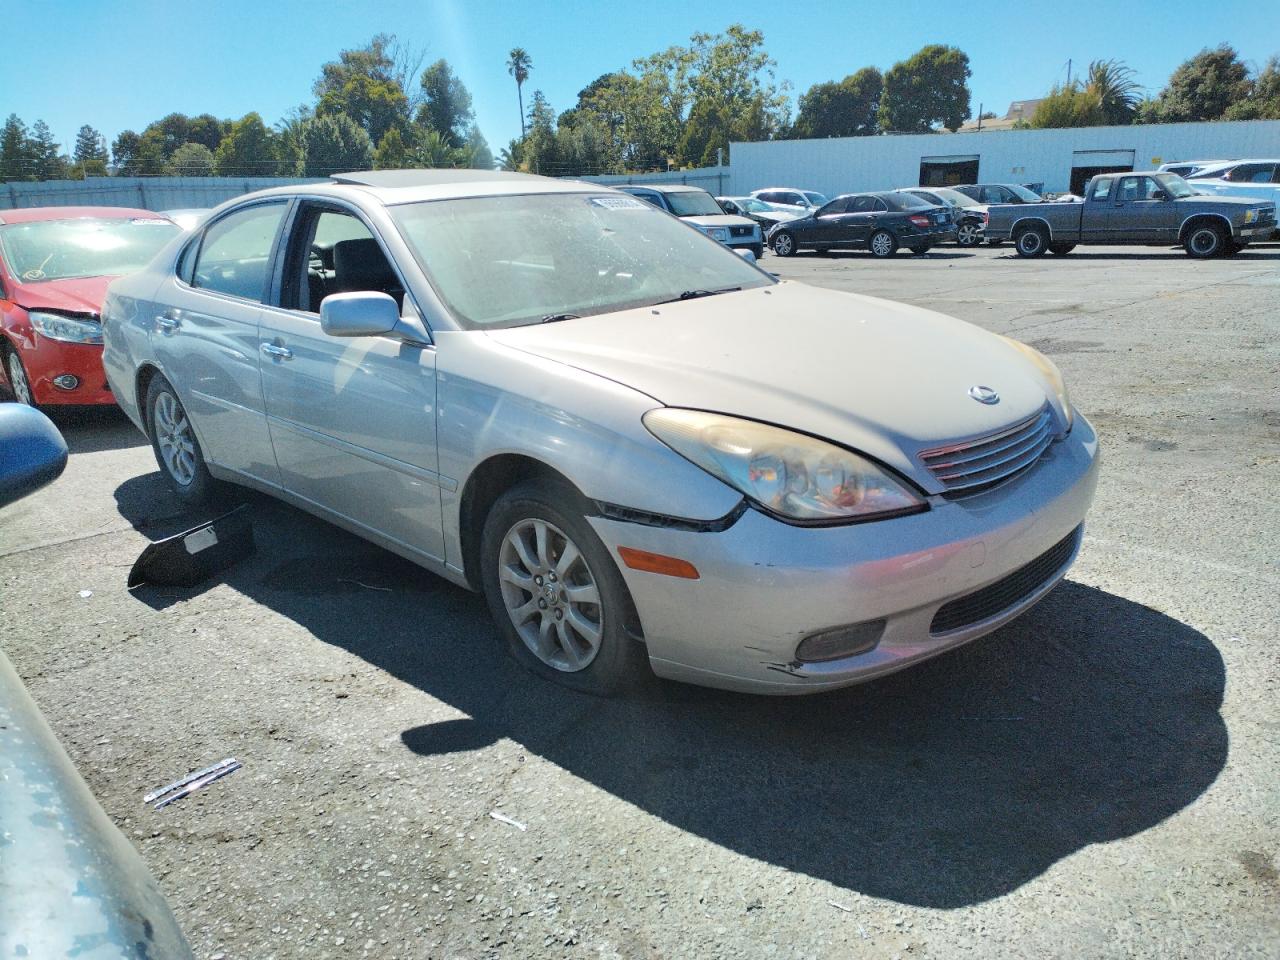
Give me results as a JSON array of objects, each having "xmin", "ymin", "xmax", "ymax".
[{"xmin": 192, "ymin": 202, "xmax": 288, "ymax": 302}]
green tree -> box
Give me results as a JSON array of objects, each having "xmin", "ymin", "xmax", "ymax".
[
  {"xmin": 167, "ymin": 142, "xmax": 216, "ymax": 176},
  {"xmin": 1030, "ymin": 83, "xmax": 1105, "ymax": 128},
  {"xmin": 1225, "ymin": 56, "xmax": 1280, "ymax": 120},
  {"xmin": 1085, "ymin": 59, "xmax": 1142, "ymax": 125},
  {"xmin": 302, "ymin": 112, "xmax": 373, "ymax": 176},
  {"xmin": 314, "ymin": 35, "xmax": 411, "ymax": 144},
  {"xmin": 133, "ymin": 113, "xmax": 194, "ymax": 172},
  {"xmin": 1140, "ymin": 44, "xmax": 1250, "ymax": 122},
  {"xmin": 28, "ymin": 121, "xmax": 68, "ymax": 181},
  {"xmin": 878, "ymin": 44, "xmax": 972, "ymax": 132},
  {"xmin": 417, "ymin": 59, "xmax": 474, "ymax": 144},
  {"xmin": 373, "ymin": 127, "xmax": 412, "ymax": 169},
  {"xmin": 463, "ymin": 125, "xmax": 494, "ymax": 170},
  {"xmin": 1, "ymin": 114, "xmax": 35, "ymax": 181},
  {"xmin": 507, "ymin": 47, "xmax": 533, "ymax": 137},
  {"xmin": 214, "ymin": 112, "xmax": 278, "ymax": 176},
  {"xmin": 73, "ymin": 125, "xmax": 108, "ymax": 164},
  {"xmin": 792, "ymin": 67, "xmax": 883, "ymax": 138},
  {"xmin": 519, "ymin": 90, "xmax": 558, "ymax": 173},
  {"xmin": 111, "ymin": 130, "xmax": 141, "ymax": 175},
  {"xmin": 498, "ymin": 138, "xmax": 525, "ymax": 172},
  {"xmin": 273, "ymin": 105, "xmax": 312, "ymax": 176},
  {"xmin": 186, "ymin": 114, "xmax": 228, "ymax": 152}
]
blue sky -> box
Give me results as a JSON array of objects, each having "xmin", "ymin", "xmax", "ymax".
[{"xmin": 5, "ymin": 0, "xmax": 1278, "ymax": 159}]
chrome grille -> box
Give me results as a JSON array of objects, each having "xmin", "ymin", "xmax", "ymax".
[{"xmin": 920, "ymin": 406, "xmax": 1055, "ymax": 497}]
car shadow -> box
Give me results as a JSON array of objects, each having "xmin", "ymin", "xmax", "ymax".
[
  {"xmin": 116, "ymin": 476, "xmax": 1228, "ymax": 908},
  {"xmin": 38, "ymin": 405, "xmax": 147, "ymax": 455},
  {"xmin": 802, "ymin": 250, "xmax": 973, "ymax": 260},
  {"xmin": 996, "ymin": 249, "xmax": 1280, "ymax": 261}
]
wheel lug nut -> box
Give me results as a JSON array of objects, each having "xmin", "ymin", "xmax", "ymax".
[
  {"xmin": 538, "ymin": 598, "xmax": 547, "ymax": 609},
  {"xmin": 549, "ymin": 573, "xmax": 557, "ymax": 582},
  {"xmin": 555, "ymin": 608, "xmax": 563, "ymax": 620},
  {"xmin": 534, "ymin": 575, "xmax": 543, "ymax": 585}
]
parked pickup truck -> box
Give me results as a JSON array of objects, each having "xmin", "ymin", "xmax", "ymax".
[{"xmin": 984, "ymin": 171, "xmax": 1277, "ymax": 259}]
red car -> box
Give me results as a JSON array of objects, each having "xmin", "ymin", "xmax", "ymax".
[{"xmin": 0, "ymin": 207, "xmax": 180, "ymax": 406}]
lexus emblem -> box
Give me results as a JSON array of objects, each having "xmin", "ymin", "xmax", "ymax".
[{"xmin": 968, "ymin": 385, "xmax": 1000, "ymax": 405}]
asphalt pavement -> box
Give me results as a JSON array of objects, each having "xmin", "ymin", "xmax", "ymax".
[{"xmin": 1, "ymin": 243, "xmax": 1277, "ymax": 959}]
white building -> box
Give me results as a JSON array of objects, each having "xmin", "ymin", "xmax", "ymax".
[{"xmin": 728, "ymin": 119, "xmax": 1280, "ymax": 197}]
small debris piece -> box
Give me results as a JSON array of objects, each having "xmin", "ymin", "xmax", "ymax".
[
  {"xmin": 78, "ymin": 590, "xmax": 93, "ymax": 598},
  {"xmin": 338, "ymin": 579, "xmax": 393, "ymax": 592},
  {"xmin": 828, "ymin": 900, "xmax": 854, "ymax": 912},
  {"xmin": 489, "ymin": 811, "xmax": 527, "ymax": 832},
  {"xmin": 154, "ymin": 761, "xmax": 241, "ymax": 809}
]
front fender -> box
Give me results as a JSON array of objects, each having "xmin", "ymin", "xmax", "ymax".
[{"xmin": 435, "ymin": 331, "xmax": 743, "ymax": 564}]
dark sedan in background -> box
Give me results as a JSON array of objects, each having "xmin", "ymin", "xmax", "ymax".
[
  {"xmin": 768, "ymin": 192, "xmax": 956, "ymax": 258},
  {"xmin": 896, "ymin": 187, "xmax": 989, "ymax": 247}
]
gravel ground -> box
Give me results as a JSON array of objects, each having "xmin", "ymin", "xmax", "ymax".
[{"xmin": 2, "ymin": 243, "xmax": 1277, "ymax": 959}]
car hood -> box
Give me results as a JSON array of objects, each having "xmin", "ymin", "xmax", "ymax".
[
  {"xmin": 681, "ymin": 214, "xmax": 757, "ymax": 230},
  {"xmin": 486, "ymin": 282, "xmax": 1056, "ymax": 488},
  {"xmin": 12, "ymin": 276, "xmax": 114, "ymax": 316},
  {"xmin": 1177, "ymin": 191, "xmax": 1274, "ymax": 207}
]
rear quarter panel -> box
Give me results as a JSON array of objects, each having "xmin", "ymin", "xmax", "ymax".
[{"xmin": 985, "ymin": 202, "xmax": 1082, "ymax": 241}]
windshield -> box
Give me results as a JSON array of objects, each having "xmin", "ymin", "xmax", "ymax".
[
  {"xmin": 803, "ymin": 192, "xmax": 828, "ymax": 206},
  {"xmin": 1008, "ymin": 184, "xmax": 1043, "ymax": 202},
  {"xmin": 0, "ymin": 217, "xmax": 179, "ymax": 283},
  {"xmin": 390, "ymin": 193, "xmax": 772, "ymax": 330},
  {"xmin": 932, "ymin": 187, "xmax": 980, "ymax": 208},
  {"xmin": 740, "ymin": 198, "xmax": 772, "ymax": 213},
  {"xmin": 1155, "ymin": 174, "xmax": 1197, "ymax": 199},
  {"xmin": 666, "ymin": 190, "xmax": 726, "ymax": 217}
]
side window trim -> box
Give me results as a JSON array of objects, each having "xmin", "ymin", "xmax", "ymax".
[{"xmin": 182, "ymin": 198, "xmax": 292, "ymax": 305}]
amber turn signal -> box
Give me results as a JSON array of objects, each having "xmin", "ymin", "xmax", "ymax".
[{"xmin": 617, "ymin": 547, "xmax": 700, "ymax": 580}]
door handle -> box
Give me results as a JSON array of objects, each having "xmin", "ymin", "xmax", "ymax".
[
  {"xmin": 156, "ymin": 314, "xmax": 179, "ymax": 333},
  {"xmin": 260, "ymin": 342, "xmax": 294, "ymax": 361}
]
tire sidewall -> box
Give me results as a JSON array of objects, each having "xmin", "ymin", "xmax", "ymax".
[
  {"xmin": 869, "ymin": 230, "xmax": 897, "ymax": 258},
  {"xmin": 1185, "ymin": 224, "xmax": 1223, "ymax": 259},
  {"xmin": 1015, "ymin": 227, "xmax": 1047, "ymax": 257},
  {"xmin": 146, "ymin": 374, "xmax": 216, "ymax": 505},
  {"xmin": 4, "ymin": 346, "xmax": 35, "ymax": 406},
  {"xmin": 480, "ymin": 479, "xmax": 647, "ymax": 696}
]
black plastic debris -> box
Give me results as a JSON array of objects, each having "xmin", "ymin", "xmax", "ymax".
[{"xmin": 128, "ymin": 505, "xmax": 255, "ymax": 589}]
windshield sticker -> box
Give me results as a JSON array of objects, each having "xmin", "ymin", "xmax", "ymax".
[
  {"xmin": 131, "ymin": 218, "xmax": 175, "ymax": 225},
  {"xmin": 588, "ymin": 196, "xmax": 647, "ymax": 210}
]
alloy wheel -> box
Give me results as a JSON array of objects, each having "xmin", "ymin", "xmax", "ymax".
[
  {"xmin": 871, "ymin": 232, "xmax": 894, "ymax": 257},
  {"xmin": 153, "ymin": 390, "xmax": 197, "ymax": 486},
  {"xmin": 497, "ymin": 518, "xmax": 604, "ymax": 672},
  {"xmin": 773, "ymin": 233, "xmax": 793, "ymax": 256},
  {"xmin": 958, "ymin": 223, "xmax": 980, "ymax": 246},
  {"xmin": 6, "ymin": 352, "xmax": 32, "ymax": 405}
]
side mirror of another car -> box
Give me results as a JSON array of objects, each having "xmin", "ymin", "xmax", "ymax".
[
  {"xmin": 320, "ymin": 291, "xmax": 402, "ymax": 339},
  {"xmin": 1152, "ymin": 189, "xmax": 1170, "ymax": 201},
  {"xmin": 0, "ymin": 405, "xmax": 68, "ymax": 509}
]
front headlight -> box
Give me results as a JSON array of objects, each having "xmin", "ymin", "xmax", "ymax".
[
  {"xmin": 999, "ymin": 336, "xmax": 1073, "ymax": 431},
  {"xmin": 702, "ymin": 227, "xmax": 728, "ymax": 242},
  {"xmin": 643, "ymin": 409, "xmax": 926, "ymax": 523},
  {"xmin": 1243, "ymin": 208, "xmax": 1258, "ymax": 224},
  {"xmin": 29, "ymin": 311, "xmax": 103, "ymax": 345}
]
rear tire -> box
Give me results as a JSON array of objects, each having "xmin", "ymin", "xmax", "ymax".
[
  {"xmin": 908, "ymin": 244, "xmax": 932, "ymax": 256},
  {"xmin": 771, "ymin": 231, "xmax": 796, "ymax": 257},
  {"xmin": 1183, "ymin": 222, "xmax": 1226, "ymax": 259},
  {"xmin": 1048, "ymin": 242, "xmax": 1076, "ymax": 255},
  {"xmin": 146, "ymin": 374, "xmax": 217, "ymax": 506},
  {"xmin": 1014, "ymin": 225, "xmax": 1049, "ymax": 257},
  {"xmin": 480, "ymin": 478, "xmax": 648, "ymax": 696},
  {"xmin": 869, "ymin": 230, "xmax": 898, "ymax": 258}
]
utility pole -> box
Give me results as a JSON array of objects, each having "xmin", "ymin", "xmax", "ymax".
[
  {"xmin": 1066, "ymin": 58, "xmax": 1072, "ymax": 87},
  {"xmin": 977, "ymin": 102, "xmax": 983, "ymax": 133}
]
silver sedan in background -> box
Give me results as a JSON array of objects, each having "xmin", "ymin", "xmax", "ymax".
[{"xmin": 103, "ymin": 170, "xmax": 1097, "ymax": 696}]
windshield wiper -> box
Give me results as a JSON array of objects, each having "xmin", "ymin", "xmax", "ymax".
[
  {"xmin": 656, "ymin": 286, "xmax": 742, "ymax": 305},
  {"xmin": 539, "ymin": 313, "xmax": 580, "ymax": 323}
]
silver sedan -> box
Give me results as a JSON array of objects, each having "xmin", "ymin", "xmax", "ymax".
[{"xmin": 102, "ymin": 170, "xmax": 1098, "ymax": 696}]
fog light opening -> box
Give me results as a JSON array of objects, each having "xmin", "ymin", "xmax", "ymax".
[
  {"xmin": 52, "ymin": 374, "xmax": 80, "ymax": 391},
  {"xmin": 795, "ymin": 619, "xmax": 886, "ymax": 663}
]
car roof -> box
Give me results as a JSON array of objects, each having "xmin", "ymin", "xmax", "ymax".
[
  {"xmin": 0, "ymin": 206, "xmax": 166, "ymax": 225},
  {"xmin": 234, "ymin": 170, "xmax": 609, "ymax": 208},
  {"xmin": 619, "ymin": 183, "xmax": 705, "ymax": 194}
]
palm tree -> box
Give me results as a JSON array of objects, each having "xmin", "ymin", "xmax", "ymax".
[
  {"xmin": 1086, "ymin": 59, "xmax": 1142, "ymax": 125},
  {"xmin": 507, "ymin": 47, "xmax": 533, "ymax": 137}
]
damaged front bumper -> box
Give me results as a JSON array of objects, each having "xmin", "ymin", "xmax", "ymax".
[{"xmin": 587, "ymin": 415, "xmax": 1100, "ymax": 694}]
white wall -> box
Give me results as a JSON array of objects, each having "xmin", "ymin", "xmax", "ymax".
[{"xmin": 728, "ymin": 120, "xmax": 1280, "ymax": 196}]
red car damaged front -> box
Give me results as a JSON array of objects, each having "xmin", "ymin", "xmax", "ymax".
[{"xmin": 0, "ymin": 207, "xmax": 179, "ymax": 406}]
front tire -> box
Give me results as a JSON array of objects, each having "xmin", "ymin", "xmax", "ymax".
[
  {"xmin": 771, "ymin": 231, "xmax": 796, "ymax": 257},
  {"xmin": 1014, "ymin": 225, "xmax": 1049, "ymax": 257},
  {"xmin": 1184, "ymin": 222, "xmax": 1226, "ymax": 259},
  {"xmin": 956, "ymin": 221, "xmax": 983, "ymax": 247},
  {"xmin": 869, "ymin": 230, "xmax": 898, "ymax": 258},
  {"xmin": 480, "ymin": 478, "xmax": 648, "ymax": 696},
  {"xmin": 3, "ymin": 345, "xmax": 35, "ymax": 406},
  {"xmin": 146, "ymin": 374, "xmax": 216, "ymax": 505}
]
